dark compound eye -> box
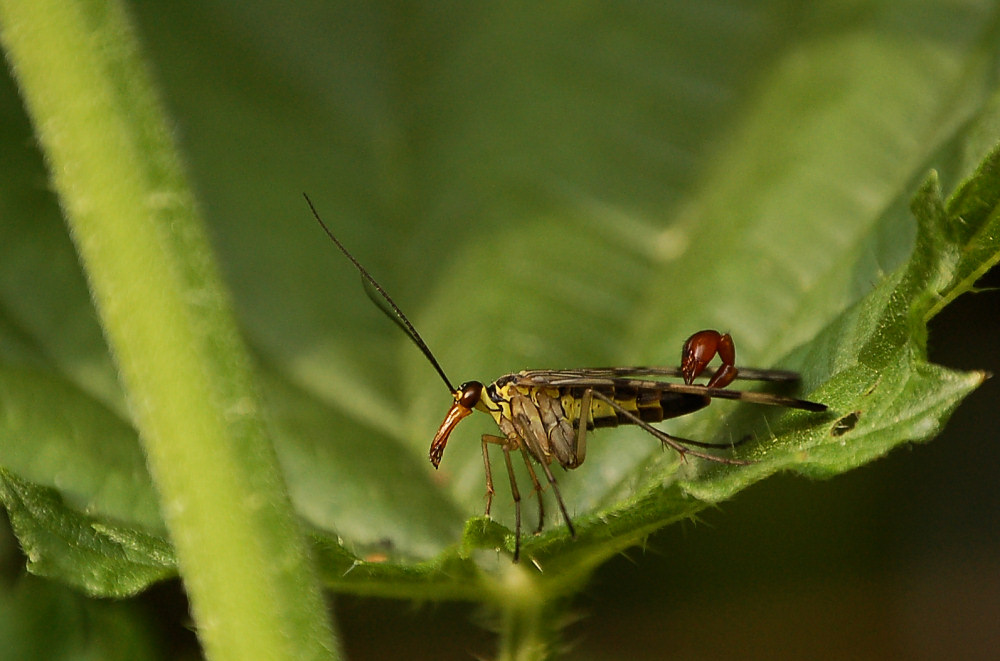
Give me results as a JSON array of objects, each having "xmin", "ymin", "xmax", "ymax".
[{"xmin": 457, "ymin": 381, "xmax": 483, "ymax": 409}]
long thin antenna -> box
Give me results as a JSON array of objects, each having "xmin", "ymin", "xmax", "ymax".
[{"xmin": 303, "ymin": 193, "xmax": 456, "ymax": 394}]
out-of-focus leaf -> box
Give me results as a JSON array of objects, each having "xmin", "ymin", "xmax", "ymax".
[
  {"xmin": 0, "ymin": 575, "xmax": 159, "ymax": 661},
  {"xmin": 0, "ymin": 469, "xmax": 174, "ymax": 598}
]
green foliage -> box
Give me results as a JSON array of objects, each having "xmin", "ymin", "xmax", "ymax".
[
  {"xmin": 1, "ymin": 1, "xmax": 999, "ymax": 659},
  {"xmin": 0, "ymin": 576, "xmax": 157, "ymax": 661},
  {"xmin": 0, "ymin": 468, "xmax": 174, "ymax": 598},
  {"xmin": 0, "ymin": 0, "xmax": 338, "ymax": 659}
]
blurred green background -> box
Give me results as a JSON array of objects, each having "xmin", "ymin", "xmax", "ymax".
[{"xmin": 2, "ymin": 1, "xmax": 998, "ymax": 659}]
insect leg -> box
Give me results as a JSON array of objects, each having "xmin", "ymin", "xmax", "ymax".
[
  {"xmin": 481, "ymin": 435, "xmax": 504, "ymax": 515},
  {"xmin": 512, "ymin": 410, "xmax": 577, "ymax": 539},
  {"xmin": 533, "ymin": 458, "xmax": 576, "ymax": 538},
  {"xmin": 573, "ymin": 387, "xmax": 592, "ymax": 466},
  {"xmin": 516, "ymin": 448, "xmax": 546, "ymax": 534},
  {"xmin": 501, "ymin": 445, "xmax": 522, "ymax": 562},
  {"xmin": 588, "ymin": 390, "xmax": 753, "ymax": 465}
]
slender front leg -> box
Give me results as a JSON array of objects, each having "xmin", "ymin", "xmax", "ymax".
[
  {"xmin": 481, "ymin": 434, "xmax": 504, "ymax": 516},
  {"xmin": 501, "ymin": 446, "xmax": 522, "ymax": 562},
  {"xmin": 483, "ymin": 434, "xmax": 528, "ymax": 561}
]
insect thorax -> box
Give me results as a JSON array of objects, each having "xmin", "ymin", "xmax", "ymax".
[{"xmin": 480, "ymin": 377, "xmax": 574, "ymax": 467}]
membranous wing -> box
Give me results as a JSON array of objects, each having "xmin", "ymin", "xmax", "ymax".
[{"xmin": 513, "ymin": 367, "xmax": 826, "ymax": 412}]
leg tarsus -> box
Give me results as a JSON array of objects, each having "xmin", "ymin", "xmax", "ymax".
[
  {"xmin": 501, "ymin": 446, "xmax": 522, "ymax": 562},
  {"xmin": 534, "ymin": 459, "xmax": 575, "ymax": 538},
  {"xmin": 517, "ymin": 450, "xmax": 546, "ymax": 534}
]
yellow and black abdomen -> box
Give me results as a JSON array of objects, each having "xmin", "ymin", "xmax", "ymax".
[{"xmin": 561, "ymin": 385, "xmax": 710, "ymax": 430}]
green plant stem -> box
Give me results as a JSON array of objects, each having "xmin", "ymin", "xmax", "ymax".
[
  {"xmin": 487, "ymin": 565, "xmax": 566, "ymax": 661},
  {"xmin": 497, "ymin": 604, "xmax": 554, "ymax": 661},
  {"xmin": 0, "ymin": 1, "xmax": 338, "ymax": 660}
]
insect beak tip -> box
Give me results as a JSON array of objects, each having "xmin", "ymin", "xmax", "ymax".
[{"xmin": 428, "ymin": 401, "xmax": 473, "ymax": 468}]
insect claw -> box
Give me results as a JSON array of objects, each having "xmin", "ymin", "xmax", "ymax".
[
  {"xmin": 681, "ymin": 329, "xmax": 738, "ymax": 387},
  {"xmin": 706, "ymin": 363, "xmax": 739, "ymax": 388}
]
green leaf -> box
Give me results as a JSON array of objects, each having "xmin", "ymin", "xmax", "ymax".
[
  {"xmin": 0, "ymin": 367, "xmax": 161, "ymax": 531},
  {"xmin": 0, "ymin": 468, "xmax": 174, "ymax": 598},
  {"xmin": 1, "ymin": 0, "xmax": 998, "ymax": 628},
  {"xmin": 314, "ymin": 144, "xmax": 997, "ymax": 586}
]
